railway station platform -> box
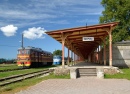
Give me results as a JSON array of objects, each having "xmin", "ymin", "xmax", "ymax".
[
  {"xmin": 16, "ymin": 78, "xmax": 130, "ymax": 94},
  {"xmin": 16, "ymin": 62, "xmax": 130, "ymax": 94},
  {"xmin": 67, "ymin": 61, "xmax": 118, "ymax": 79},
  {"xmin": 67, "ymin": 61, "xmax": 111, "ymax": 69},
  {"xmin": 70, "ymin": 61, "xmax": 107, "ymax": 67}
]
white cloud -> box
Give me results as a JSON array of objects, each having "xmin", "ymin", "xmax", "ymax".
[
  {"xmin": 23, "ymin": 27, "xmax": 46, "ymax": 40},
  {"xmin": 0, "ymin": 25, "xmax": 18, "ymax": 37}
]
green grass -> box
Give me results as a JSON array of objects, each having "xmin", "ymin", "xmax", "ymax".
[
  {"xmin": 0, "ymin": 68, "xmax": 45, "ymax": 78},
  {"xmin": 0, "ymin": 64, "xmax": 18, "ymax": 70},
  {"xmin": 0, "ymin": 73, "xmax": 70, "ymax": 94},
  {"xmin": 104, "ymin": 68, "xmax": 130, "ymax": 80},
  {"xmin": 0, "ymin": 65, "xmax": 58, "ymax": 78}
]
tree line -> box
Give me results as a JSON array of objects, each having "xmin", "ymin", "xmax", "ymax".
[
  {"xmin": 0, "ymin": 58, "xmax": 16, "ymax": 64},
  {"xmin": 100, "ymin": 0, "xmax": 130, "ymax": 43}
]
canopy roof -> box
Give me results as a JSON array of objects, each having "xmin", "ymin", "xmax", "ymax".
[{"xmin": 46, "ymin": 22, "xmax": 119, "ymax": 59}]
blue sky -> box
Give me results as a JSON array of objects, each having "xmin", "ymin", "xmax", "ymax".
[{"xmin": 0, "ymin": 0, "xmax": 103, "ymax": 59}]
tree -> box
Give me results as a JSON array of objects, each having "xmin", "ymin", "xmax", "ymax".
[
  {"xmin": 100, "ymin": 0, "xmax": 130, "ymax": 43},
  {"xmin": 53, "ymin": 50, "xmax": 62, "ymax": 56}
]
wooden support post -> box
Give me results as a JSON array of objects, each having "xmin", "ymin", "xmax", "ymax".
[
  {"xmin": 61, "ymin": 32, "xmax": 73, "ymax": 68},
  {"xmin": 109, "ymin": 27, "xmax": 112, "ymax": 66},
  {"xmin": 104, "ymin": 41, "xmax": 106, "ymax": 65},
  {"xmin": 68, "ymin": 48, "xmax": 70, "ymax": 66},
  {"xmin": 97, "ymin": 46, "xmax": 99, "ymax": 63},
  {"xmin": 71, "ymin": 51, "xmax": 73, "ymax": 65},
  {"xmin": 74, "ymin": 53, "xmax": 76, "ymax": 65},
  {"xmin": 62, "ymin": 36, "xmax": 65, "ymax": 69}
]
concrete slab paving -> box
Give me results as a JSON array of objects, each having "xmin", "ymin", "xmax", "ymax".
[{"xmin": 16, "ymin": 78, "xmax": 130, "ymax": 94}]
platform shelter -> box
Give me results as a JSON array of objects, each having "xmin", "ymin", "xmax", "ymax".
[{"xmin": 46, "ymin": 22, "xmax": 119, "ymax": 68}]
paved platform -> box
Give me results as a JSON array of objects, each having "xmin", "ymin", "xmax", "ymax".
[
  {"xmin": 68, "ymin": 62, "xmax": 111, "ymax": 69},
  {"xmin": 73, "ymin": 62, "xmax": 107, "ymax": 66},
  {"xmin": 16, "ymin": 78, "xmax": 130, "ymax": 94},
  {"xmin": 16, "ymin": 62, "xmax": 129, "ymax": 94},
  {"xmin": 74, "ymin": 62, "xmax": 103, "ymax": 66}
]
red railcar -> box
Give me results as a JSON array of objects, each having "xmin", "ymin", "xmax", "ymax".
[{"xmin": 17, "ymin": 46, "xmax": 53, "ymax": 68}]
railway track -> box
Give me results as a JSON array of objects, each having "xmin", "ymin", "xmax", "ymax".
[{"xmin": 0, "ymin": 69, "xmax": 54, "ymax": 86}]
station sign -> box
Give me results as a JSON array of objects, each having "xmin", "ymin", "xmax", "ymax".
[{"xmin": 82, "ymin": 37, "xmax": 94, "ymax": 41}]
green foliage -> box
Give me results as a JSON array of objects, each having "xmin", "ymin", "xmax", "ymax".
[
  {"xmin": 105, "ymin": 68, "xmax": 130, "ymax": 80},
  {"xmin": 53, "ymin": 50, "xmax": 62, "ymax": 56},
  {"xmin": 100, "ymin": 0, "xmax": 130, "ymax": 43},
  {"xmin": 0, "ymin": 58, "xmax": 16, "ymax": 64}
]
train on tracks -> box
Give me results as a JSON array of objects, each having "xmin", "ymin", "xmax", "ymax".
[
  {"xmin": 53, "ymin": 55, "xmax": 68, "ymax": 65},
  {"xmin": 17, "ymin": 46, "xmax": 53, "ymax": 68},
  {"xmin": 53, "ymin": 55, "xmax": 62, "ymax": 65}
]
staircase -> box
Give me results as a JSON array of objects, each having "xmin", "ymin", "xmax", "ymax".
[{"xmin": 78, "ymin": 68, "xmax": 97, "ymax": 78}]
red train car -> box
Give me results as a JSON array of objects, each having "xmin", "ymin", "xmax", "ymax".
[{"xmin": 17, "ymin": 46, "xmax": 53, "ymax": 68}]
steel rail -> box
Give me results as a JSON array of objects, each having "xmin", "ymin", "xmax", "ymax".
[{"xmin": 0, "ymin": 69, "xmax": 53, "ymax": 86}]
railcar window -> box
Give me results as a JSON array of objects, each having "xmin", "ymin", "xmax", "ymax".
[
  {"xmin": 18, "ymin": 50, "xmax": 21, "ymax": 54},
  {"xmin": 18, "ymin": 50, "xmax": 22, "ymax": 54},
  {"xmin": 24, "ymin": 50, "xmax": 27, "ymax": 54},
  {"xmin": 18, "ymin": 50, "xmax": 29, "ymax": 54},
  {"xmin": 20, "ymin": 50, "xmax": 25, "ymax": 54},
  {"xmin": 26, "ymin": 50, "xmax": 30, "ymax": 54}
]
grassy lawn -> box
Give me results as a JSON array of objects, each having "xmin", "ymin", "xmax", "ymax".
[
  {"xmin": 0, "ymin": 64, "xmax": 18, "ymax": 70},
  {"xmin": 0, "ymin": 65, "xmax": 58, "ymax": 78},
  {"xmin": 0, "ymin": 73, "xmax": 70, "ymax": 94},
  {"xmin": 104, "ymin": 68, "xmax": 130, "ymax": 80},
  {"xmin": 0, "ymin": 68, "xmax": 46, "ymax": 78},
  {"xmin": 0, "ymin": 64, "xmax": 59, "ymax": 71}
]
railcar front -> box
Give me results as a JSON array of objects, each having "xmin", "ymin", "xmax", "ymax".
[
  {"xmin": 17, "ymin": 47, "xmax": 31, "ymax": 68},
  {"xmin": 53, "ymin": 55, "xmax": 62, "ymax": 65},
  {"xmin": 17, "ymin": 46, "xmax": 53, "ymax": 68}
]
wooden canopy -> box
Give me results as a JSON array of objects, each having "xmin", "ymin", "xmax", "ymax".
[{"xmin": 46, "ymin": 22, "xmax": 119, "ymax": 58}]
